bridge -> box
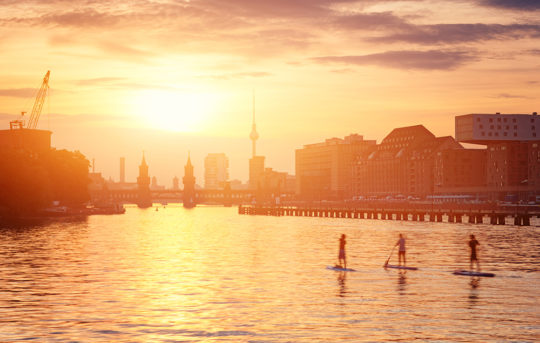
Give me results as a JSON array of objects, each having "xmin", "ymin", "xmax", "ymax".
[{"xmin": 93, "ymin": 188, "xmax": 292, "ymax": 206}]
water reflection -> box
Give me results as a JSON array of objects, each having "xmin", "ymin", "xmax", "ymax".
[
  {"xmin": 468, "ymin": 277, "xmax": 480, "ymax": 307},
  {"xmin": 397, "ymin": 271, "xmax": 408, "ymax": 295},
  {"xmin": 336, "ymin": 271, "xmax": 347, "ymax": 297}
]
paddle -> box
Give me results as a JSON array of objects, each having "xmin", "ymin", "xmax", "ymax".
[{"xmin": 384, "ymin": 245, "xmax": 396, "ymax": 267}]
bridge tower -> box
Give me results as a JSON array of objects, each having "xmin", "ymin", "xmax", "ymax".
[
  {"xmin": 183, "ymin": 153, "xmax": 196, "ymax": 208},
  {"xmin": 137, "ymin": 152, "xmax": 152, "ymax": 208}
]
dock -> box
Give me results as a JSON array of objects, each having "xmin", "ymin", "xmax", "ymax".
[{"xmin": 238, "ymin": 204, "xmax": 538, "ymax": 226}]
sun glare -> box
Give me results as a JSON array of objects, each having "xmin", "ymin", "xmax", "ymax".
[{"xmin": 133, "ymin": 90, "xmax": 219, "ymax": 132}]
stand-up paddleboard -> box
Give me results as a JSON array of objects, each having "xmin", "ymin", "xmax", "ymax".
[
  {"xmin": 384, "ymin": 264, "xmax": 418, "ymax": 270},
  {"xmin": 453, "ymin": 270, "xmax": 495, "ymax": 277},
  {"xmin": 327, "ymin": 265, "xmax": 356, "ymax": 272}
]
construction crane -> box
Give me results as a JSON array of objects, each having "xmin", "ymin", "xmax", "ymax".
[{"xmin": 10, "ymin": 70, "xmax": 50, "ymax": 130}]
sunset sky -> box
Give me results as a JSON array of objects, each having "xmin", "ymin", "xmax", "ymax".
[{"xmin": 1, "ymin": 0, "xmax": 539, "ymax": 185}]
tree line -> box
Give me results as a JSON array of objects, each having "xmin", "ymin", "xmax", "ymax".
[{"xmin": 0, "ymin": 148, "xmax": 90, "ymax": 218}]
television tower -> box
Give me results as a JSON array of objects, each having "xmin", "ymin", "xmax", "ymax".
[{"xmin": 249, "ymin": 90, "xmax": 259, "ymax": 158}]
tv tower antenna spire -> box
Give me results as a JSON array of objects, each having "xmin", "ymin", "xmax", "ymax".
[{"xmin": 249, "ymin": 89, "xmax": 259, "ymax": 158}]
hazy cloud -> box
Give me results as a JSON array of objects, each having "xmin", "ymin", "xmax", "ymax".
[
  {"xmin": 330, "ymin": 68, "xmax": 356, "ymax": 74},
  {"xmin": 370, "ymin": 23, "xmax": 540, "ymax": 44},
  {"xmin": 0, "ymin": 88, "xmax": 36, "ymax": 98},
  {"xmin": 490, "ymin": 93, "xmax": 532, "ymax": 99},
  {"xmin": 39, "ymin": 9, "xmax": 120, "ymax": 28},
  {"xmin": 202, "ymin": 72, "xmax": 272, "ymax": 80},
  {"xmin": 312, "ymin": 50, "xmax": 475, "ymax": 70},
  {"xmin": 76, "ymin": 77, "xmax": 126, "ymax": 86},
  {"xmin": 333, "ymin": 12, "xmax": 412, "ymax": 31},
  {"xmin": 478, "ymin": 0, "xmax": 540, "ymax": 10}
]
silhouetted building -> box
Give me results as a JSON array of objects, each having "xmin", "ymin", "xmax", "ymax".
[
  {"xmin": 528, "ymin": 142, "xmax": 540, "ymax": 193},
  {"xmin": 204, "ymin": 153, "xmax": 229, "ymax": 189},
  {"xmin": 0, "ymin": 128, "xmax": 51, "ymax": 153},
  {"xmin": 249, "ymin": 156, "xmax": 265, "ymax": 190},
  {"xmin": 355, "ymin": 126, "xmax": 462, "ymax": 198},
  {"xmin": 434, "ymin": 148, "xmax": 487, "ymax": 194},
  {"xmin": 150, "ymin": 176, "xmax": 164, "ymax": 191},
  {"xmin": 119, "ymin": 157, "xmax": 125, "ymax": 183},
  {"xmin": 172, "ymin": 176, "xmax": 179, "ymax": 190},
  {"xmin": 229, "ymin": 179, "xmax": 247, "ymax": 190},
  {"xmin": 183, "ymin": 154, "xmax": 196, "ymax": 208},
  {"xmin": 137, "ymin": 153, "xmax": 152, "ymax": 208},
  {"xmin": 456, "ymin": 113, "xmax": 539, "ymax": 143},
  {"xmin": 296, "ymin": 134, "xmax": 376, "ymax": 201},
  {"xmin": 456, "ymin": 113, "xmax": 540, "ymax": 201}
]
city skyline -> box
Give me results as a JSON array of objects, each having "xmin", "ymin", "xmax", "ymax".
[{"xmin": 1, "ymin": 0, "xmax": 539, "ymax": 183}]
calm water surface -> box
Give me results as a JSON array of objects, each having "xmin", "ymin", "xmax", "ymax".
[{"xmin": 0, "ymin": 205, "xmax": 539, "ymax": 342}]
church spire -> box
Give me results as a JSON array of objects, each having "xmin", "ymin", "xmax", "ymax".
[{"xmin": 249, "ymin": 89, "xmax": 259, "ymax": 158}]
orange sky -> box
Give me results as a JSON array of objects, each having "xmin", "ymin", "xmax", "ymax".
[{"xmin": 1, "ymin": 0, "xmax": 539, "ymax": 185}]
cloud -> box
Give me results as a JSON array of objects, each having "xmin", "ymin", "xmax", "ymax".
[
  {"xmin": 39, "ymin": 9, "xmax": 120, "ymax": 28},
  {"xmin": 330, "ymin": 68, "xmax": 356, "ymax": 74},
  {"xmin": 311, "ymin": 50, "xmax": 475, "ymax": 70},
  {"xmin": 333, "ymin": 11, "xmax": 412, "ymax": 31},
  {"xmin": 98, "ymin": 41, "xmax": 154, "ymax": 57},
  {"xmin": 75, "ymin": 77, "xmax": 176, "ymax": 90},
  {"xmin": 0, "ymin": 88, "xmax": 37, "ymax": 98},
  {"xmin": 199, "ymin": 0, "xmax": 357, "ymax": 18},
  {"xmin": 490, "ymin": 93, "xmax": 532, "ymax": 99},
  {"xmin": 202, "ymin": 72, "xmax": 272, "ymax": 80},
  {"xmin": 370, "ymin": 23, "xmax": 540, "ymax": 44},
  {"xmin": 76, "ymin": 77, "xmax": 126, "ymax": 86},
  {"xmin": 477, "ymin": 0, "xmax": 540, "ymax": 10}
]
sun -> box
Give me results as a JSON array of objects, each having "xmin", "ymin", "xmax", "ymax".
[{"xmin": 132, "ymin": 89, "xmax": 219, "ymax": 132}]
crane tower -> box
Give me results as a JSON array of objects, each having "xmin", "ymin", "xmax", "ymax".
[{"xmin": 10, "ymin": 70, "xmax": 50, "ymax": 130}]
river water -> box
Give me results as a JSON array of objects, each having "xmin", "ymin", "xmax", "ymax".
[{"xmin": 0, "ymin": 205, "xmax": 538, "ymax": 342}]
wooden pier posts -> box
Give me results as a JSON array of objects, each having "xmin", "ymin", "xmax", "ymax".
[{"xmin": 238, "ymin": 206, "xmax": 534, "ymax": 226}]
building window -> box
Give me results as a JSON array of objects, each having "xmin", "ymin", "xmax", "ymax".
[
  {"xmin": 506, "ymin": 125, "xmax": 509, "ymax": 129},
  {"xmin": 532, "ymin": 118, "xmax": 535, "ymax": 123},
  {"xmin": 514, "ymin": 132, "xmax": 518, "ymax": 137},
  {"xmin": 497, "ymin": 118, "xmax": 501, "ymax": 122},
  {"xmin": 495, "ymin": 132, "xmax": 499, "ymax": 136},
  {"xmin": 481, "ymin": 132, "xmax": 485, "ymax": 136},
  {"xmin": 534, "ymin": 133, "xmax": 537, "ymax": 137},
  {"xmin": 533, "ymin": 126, "xmax": 536, "ymax": 130},
  {"xmin": 490, "ymin": 125, "xmax": 494, "ymax": 129},
  {"xmin": 504, "ymin": 118, "xmax": 507, "ymax": 123},
  {"xmin": 480, "ymin": 124, "xmax": 483, "ymax": 129},
  {"xmin": 513, "ymin": 118, "xmax": 517, "ymax": 123},
  {"xmin": 514, "ymin": 125, "xmax": 518, "ymax": 129},
  {"xmin": 504, "ymin": 132, "xmax": 508, "ymax": 136},
  {"xmin": 488, "ymin": 132, "xmax": 492, "ymax": 136},
  {"xmin": 477, "ymin": 118, "xmax": 481, "ymax": 122}
]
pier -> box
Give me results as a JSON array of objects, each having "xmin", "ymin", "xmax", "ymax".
[{"xmin": 238, "ymin": 204, "xmax": 538, "ymax": 226}]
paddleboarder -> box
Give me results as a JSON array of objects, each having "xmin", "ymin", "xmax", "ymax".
[
  {"xmin": 394, "ymin": 234, "xmax": 406, "ymax": 266},
  {"xmin": 338, "ymin": 234, "xmax": 347, "ymax": 269},
  {"xmin": 469, "ymin": 234, "xmax": 480, "ymax": 272}
]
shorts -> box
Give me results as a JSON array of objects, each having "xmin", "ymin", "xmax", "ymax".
[
  {"xmin": 470, "ymin": 252, "xmax": 477, "ymax": 261},
  {"xmin": 339, "ymin": 249, "xmax": 345, "ymax": 259}
]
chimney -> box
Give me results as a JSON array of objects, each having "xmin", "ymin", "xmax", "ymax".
[{"xmin": 120, "ymin": 157, "xmax": 125, "ymax": 183}]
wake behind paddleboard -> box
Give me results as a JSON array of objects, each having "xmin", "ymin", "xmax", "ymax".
[
  {"xmin": 384, "ymin": 264, "xmax": 418, "ymax": 270},
  {"xmin": 453, "ymin": 270, "xmax": 495, "ymax": 277},
  {"xmin": 327, "ymin": 266, "xmax": 356, "ymax": 272}
]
